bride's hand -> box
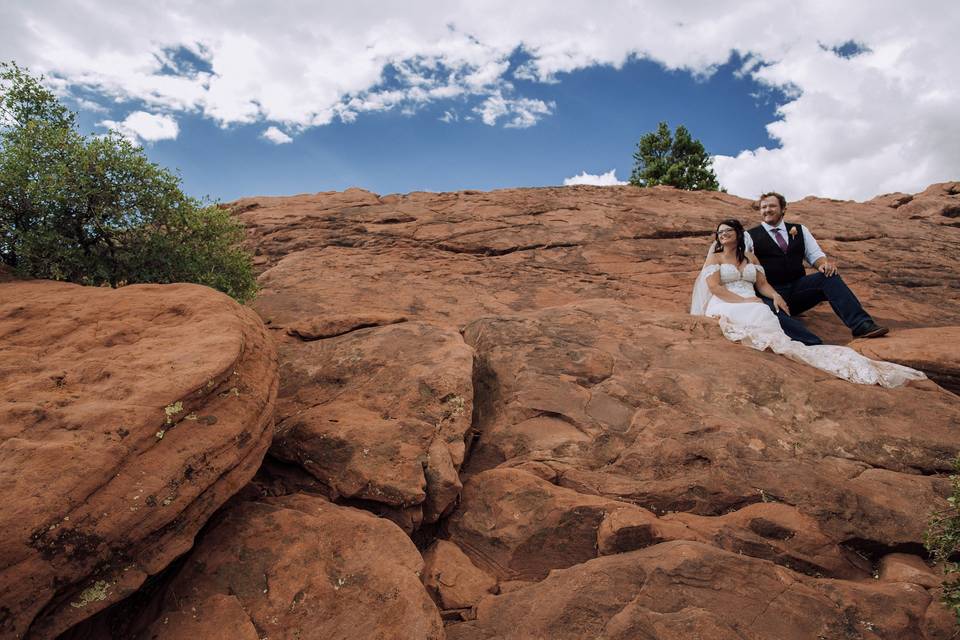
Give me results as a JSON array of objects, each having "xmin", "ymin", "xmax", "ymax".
[{"xmin": 773, "ymin": 295, "xmax": 791, "ymax": 315}]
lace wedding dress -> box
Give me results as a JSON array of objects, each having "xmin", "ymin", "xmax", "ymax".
[{"xmin": 691, "ymin": 263, "xmax": 926, "ymax": 388}]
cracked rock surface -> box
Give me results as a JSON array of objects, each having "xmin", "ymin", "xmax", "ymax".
[
  {"xmin": 232, "ymin": 183, "xmax": 958, "ymax": 638},
  {"xmin": 37, "ymin": 182, "xmax": 960, "ymax": 638},
  {"xmin": 140, "ymin": 493, "xmax": 443, "ymax": 640},
  {"xmin": 0, "ymin": 282, "xmax": 277, "ymax": 639}
]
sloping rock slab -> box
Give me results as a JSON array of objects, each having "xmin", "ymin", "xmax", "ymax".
[
  {"xmin": 448, "ymin": 541, "xmax": 949, "ymax": 640},
  {"xmin": 0, "ymin": 281, "xmax": 278, "ymax": 639},
  {"xmin": 271, "ymin": 321, "xmax": 474, "ymax": 528},
  {"xmin": 136, "ymin": 493, "xmax": 443, "ymax": 640},
  {"xmin": 460, "ymin": 300, "xmax": 959, "ymax": 548},
  {"xmin": 241, "ymin": 184, "xmax": 960, "ymax": 341},
  {"xmin": 851, "ymin": 327, "xmax": 960, "ymax": 394},
  {"xmin": 880, "ymin": 181, "xmax": 960, "ymax": 227}
]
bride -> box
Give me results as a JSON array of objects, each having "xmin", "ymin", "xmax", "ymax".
[{"xmin": 690, "ymin": 219, "xmax": 925, "ymax": 388}]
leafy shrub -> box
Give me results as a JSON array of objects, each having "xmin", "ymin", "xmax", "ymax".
[
  {"xmin": 0, "ymin": 62, "xmax": 257, "ymax": 302},
  {"xmin": 925, "ymin": 457, "xmax": 960, "ymax": 622}
]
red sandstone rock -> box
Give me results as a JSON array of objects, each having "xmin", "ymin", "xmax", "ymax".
[
  {"xmin": 139, "ymin": 594, "xmax": 260, "ymax": 640},
  {"xmin": 876, "ymin": 181, "xmax": 960, "ymax": 227},
  {"xmin": 449, "ymin": 467, "xmax": 868, "ymax": 583},
  {"xmin": 0, "ymin": 281, "xmax": 277, "ymax": 639},
  {"xmin": 878, "ymin": 553, "xmax": 941, "ymax": 587},
  {"xmin": 226, "ymin": 183, "xmax": 960, "ymax": 639},
  {"xmin": 456, "ymin": 301, "xmax": 957, "ymax": 544},
  {"xmin": 610, "ymin": 502, "xmax": 870, "ymax": 579},
  {"xmin": 8, "ymin": 181, "xmax": 958, "ymax": 639},
  {"xmin": 285, "ymin": 312, "xmax": 407, "ymax": 340},
  {"xmin": 242, "ymin": 183, "xmax": 960, "ymax": 347},
  {"xmin": 139, "ymin": 493, "xmax": 443, "ymax": 640},
  {"xmin": 422, "ymin": 540, "xmax": 497, "ymax": 611},
  {"xmin": 270, "ymin": 321, "xmax": 474, "ymax": 529},
  {"xmin": 851, "ymin": 327, "xmax": 960, "ymax": 394},
  {"xmin": 448, "ymin": 541, "xmax": 942, "ymax": 640}
]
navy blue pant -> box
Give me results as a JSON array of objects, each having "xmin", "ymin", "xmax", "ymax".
[{"xmin": 758, "ymin": 272, "xmax": 872, "ymax": 345}]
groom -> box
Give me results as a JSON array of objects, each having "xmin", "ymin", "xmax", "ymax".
[{"xmin": 744, "ymin": 192, "xmax": 888, "ymax": 345}]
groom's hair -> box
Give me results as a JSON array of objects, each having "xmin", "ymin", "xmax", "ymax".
[
  {"xmin": 759, "ymin": 191, "xmax": 787, "ymax": 211},
  {"xmin": 714, "ymin": 218, "xmax": 748, "ymax": 264}
]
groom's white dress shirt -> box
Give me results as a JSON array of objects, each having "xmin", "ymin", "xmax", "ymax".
[{"xmin": 743, "ymin": 221, "xmax": 826, "ymax": 266}]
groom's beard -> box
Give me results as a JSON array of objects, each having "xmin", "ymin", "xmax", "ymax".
[{"xmin": 762, "ymin": 212, "xmax": 785, "ymax": 226}]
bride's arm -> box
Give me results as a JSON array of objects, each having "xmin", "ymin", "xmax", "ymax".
[{"xmin": 748, "ymin": 254, "xmax": 791, "ymax": 314}]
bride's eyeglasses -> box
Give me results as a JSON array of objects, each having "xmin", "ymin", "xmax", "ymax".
[{"xmin": 717, "ymin": 229, "xmax": 736, "ymax": 237}]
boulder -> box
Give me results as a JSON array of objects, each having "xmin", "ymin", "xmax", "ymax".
[
  {"xmin": 270, "ymin": 321, "xmax": 474, "ymax": 529},
  {"xmin": 137, "ymin": 493, "xmax": 443, "ymax": 640},
  {"xmin": 878, "ymin": 553, "xmax": 941, "ymax": 588},
  {"xmin": 421, "ymin": 540, "xmax": 496, "ymax": 612},
  {"xmin": 0, "ymin": 281, "xmax": 277, "ymax": 639}
]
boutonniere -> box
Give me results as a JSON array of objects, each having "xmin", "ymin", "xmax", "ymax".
[{"xmin": 788, "ymin": 227, "xmax": 798, "ymax": 238}]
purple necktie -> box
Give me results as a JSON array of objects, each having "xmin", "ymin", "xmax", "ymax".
[{"xmin": 772, "ymin": 228, "xmax": 789, "ymax": 252}]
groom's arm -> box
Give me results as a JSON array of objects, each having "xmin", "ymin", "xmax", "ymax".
[{"xmin": 802, "ymin": 227, "xmax": 837, "ymax": 276}]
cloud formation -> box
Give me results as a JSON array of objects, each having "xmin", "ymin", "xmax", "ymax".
[
  {"xmin": 3, "ymin": 1, "xmax": 958, "ymax": 199},
  {"xmin": 564, "ymin": 170, "xmax": 627, "ymax": 186},
  {"xmin": 474, "ymin": 93, "xmax": 555, "ymax": 128},
  {"xmin": 98, "ymin": 111, "xmax": 179, "ymax": 145},
  {"xmin": 261, "ymin": 126, "xmax": 293, "ymax": 144}
]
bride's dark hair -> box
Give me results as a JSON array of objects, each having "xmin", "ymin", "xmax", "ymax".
[{"xmin": 714, "ymin": 218, "xmax": 747, "ymax": 264}]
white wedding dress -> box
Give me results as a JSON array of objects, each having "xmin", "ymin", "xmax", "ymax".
[{"xmin": 691, "ymin": 263, "xmax": 926, "ymax": 388}]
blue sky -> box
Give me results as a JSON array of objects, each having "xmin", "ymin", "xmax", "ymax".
[
  {"xmin": 72, "ymin": 54, "xmax": 782, "ymax": 201},
  {"xmin": 3, "ymin": 1, "xmax": 958, "ymax": 202}
]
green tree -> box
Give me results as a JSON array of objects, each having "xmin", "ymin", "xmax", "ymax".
[
  {"xmin": 0, "ymin": 61, "xmax": 257, "ymax": 302},
  {"xmin": 629, "ymin": 121, "xmax": 722, "ymax": 191}
]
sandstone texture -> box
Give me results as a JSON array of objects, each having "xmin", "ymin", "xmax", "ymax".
[
  {"xmin": 852, "ymin": 327, "xmax": 960, "ymax": 394},
  {"xmin": 230, "ymin": 182, "xmax": 959, "ymax": 639},
  {"xmin": 421, "ymin": 540, "xmax": 497, "ymax": 613},
  {"xmin": 11, "ymin": 181, "xmax": 959, "ymax": 638},
  {"xmin": 448, "ymin": 541, "xmax": 948, "ymax": 640},
  {"xmin": 0, "ymin": 282, "xmax": 278, "ymax": 639},
  {"xmin": 136, "ymin": 493, "xmax": 443, "ymax": 640},
  {"xmin": 271, "ymin": 320, "xmax": 474, "ymax": 530}
]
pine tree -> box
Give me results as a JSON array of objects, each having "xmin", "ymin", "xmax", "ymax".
[{"xmin": 629, "ymin": 121, "xmax": 722, "ymax": 191}]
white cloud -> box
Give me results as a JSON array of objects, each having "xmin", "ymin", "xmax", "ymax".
[
  {"xmin": 73, "ymin": 97, "xmax": 108, "ymax": 113},
  {"xmin": 3, "ymin": 1, "xmax": 959, "ymax": 198},
  {"xmin": 474, "ymin": 92, "xmax": 554, "ymax": 128},
  {"xmin": 564, "ymin": 170, "xmax": 627, "ymax": 186},
  {"xmin": 261, "ymin": 125, "xmax": 293, "ymax": 144},
  {"xmin": 98, "ymin": 111, "xmax": 179, "ymax": 145}
]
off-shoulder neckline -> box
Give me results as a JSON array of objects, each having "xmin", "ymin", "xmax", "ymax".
[{"xmin": 714, "ymin": 262, "xmax": 755, "ymax": 277}]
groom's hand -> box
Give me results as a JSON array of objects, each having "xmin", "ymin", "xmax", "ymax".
[{"xmin": 817, "ymin": 258, "xmax": 838, "ymax": 277}]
